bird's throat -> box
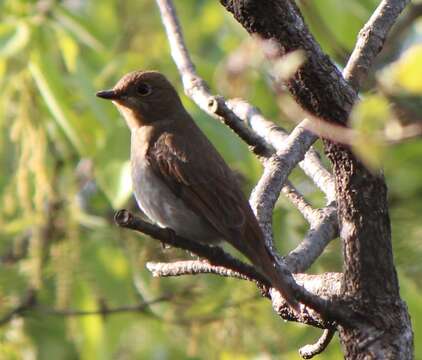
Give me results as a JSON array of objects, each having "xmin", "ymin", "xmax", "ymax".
[{"xmin": 114, "ymin": 103, "xmax": 145, "ymax": 130}]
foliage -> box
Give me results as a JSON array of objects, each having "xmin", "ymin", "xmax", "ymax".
[{"xmin": 0, "ymin": 0, "xmax": 421, "ymax": 359}]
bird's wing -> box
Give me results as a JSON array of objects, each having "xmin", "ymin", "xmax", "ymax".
[
  {"xmin": 146, "ymin": 126, "xmax": 298, "ymax": 308},
  {"xmin": 146, "ymin": 127, "xmax": 254, "ymax": 251}
]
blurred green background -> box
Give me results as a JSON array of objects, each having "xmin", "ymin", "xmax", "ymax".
[{"xmin": 1, "ymin": 0, "xmax": 422, "ymax": 359}]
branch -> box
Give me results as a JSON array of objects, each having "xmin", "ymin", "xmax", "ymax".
[
  {"xmin": 115, "ymin": 210, "xmax": 352, "ymax": 327},
  {"xmin": 147, "ymin": 260, "xmax": 342, "ymax": 298},
  {"xmin": 221, "ymin": 0, "xmax": 357, "ymax": 123},
  {"xmin": 156, "ymin": 0, "xmax": 338, "ymax": 285},
  {"xmin": 0, "ymin": 289, "xmax": 36, "ymax": 326},
  {"xmin": 146, "ymin": 260, "xmax": 343, "ymax": 329},
  {"xmin": 249, "ymin": 123, "xmax": 320, "ymax": 246},
  {"xmin": 155, "ymin": 0, "xmax": 271, "ymax": 156},
  {"xmin": 0, "ymin": 288, "xmax": 170, "ymax": 326},
  {"xmin": 284, "ymin": 204, "xmax": 338, "ymax": 273},
  {"xmin": 343, "ymin": 0, "xmax": 411, "ymax": 90},
  {"xmin": 35, "ymin": 297, "xmax": 169, "ymax": 317},
  {"xmin": 281, "ymin": 181, "xmax": 317, "ymax": 224},
  {"xmin": 147, "ymin": 260, "xmax": 261, "ymax": 282},
  {"xmin": 226, "ymin": 99, "xmax": 336, "ymax": 202},
  {"xmin": 115, "ymin": 210, "xmax": 269, "ymax": 286},
  {"xmin": 299, "ymin": 328, "xmax": 336, "ymax": 359}
]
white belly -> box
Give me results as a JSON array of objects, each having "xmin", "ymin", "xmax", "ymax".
[{"xmin": 131, "ymin": 155, "xmax": 220, "ymax": 244}]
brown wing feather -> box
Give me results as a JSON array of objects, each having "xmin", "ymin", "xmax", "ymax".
[
  {"xmin": 146, "ymin": 122, "xmax": 297, "ymax": 307},
  {"xmin": 146, "ymin": 122, "xmax": 257, "ymax": 254}
]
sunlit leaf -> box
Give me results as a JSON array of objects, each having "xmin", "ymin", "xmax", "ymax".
[
  {"xmin": 350, "ymin": 95, "xmax": 391, "ymax": 169},
  {"xmin": 390, "ymin": 45, "xmax": 422, "ymax": 95},
  {"xmin": 54, "ymin": 26, "xmax": 79, "ymax": 73},
  {"xmin": 95, "ymin": 159, "xmax": 132, "ymax": 209},
  {"xmin": 52, "ymin": 7, "xmax": 104, "ymax": 51},
  {"xmin": 29, "ymin": 52, "xmax": 105, "ymax": 156},
  {"xmin": 0, "ymin": 21, "xmax": 30, "ymax": 58},
  {"xmin": 272, "ymin": 49, "xmax": 306, "ymax": 81},
  {"xmin": 29, "ymin": 59, "xmax": 84, "ymax": 153},
  {"xmin": 0, "ymin": 59, "xmax": 6, "ymax": 81}
]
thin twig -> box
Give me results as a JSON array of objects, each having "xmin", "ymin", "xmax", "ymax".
[
  {"xmin": 282, "ymin": 181, "xmax": 318, "ymax": 224},
  {"xmin": 299, "ymin": 328, "xmax": 336, "ymax": 359},
  {"xmin": 0, "ymin": 289, "xmax": 36, "ymax": 326},
  {"xmin": 35, "ymin": 297, "xmax": 169, "ymax": 317},
  {"xmin": 0, "ymin": 289, "xmax": 170, "ymax": 326}
]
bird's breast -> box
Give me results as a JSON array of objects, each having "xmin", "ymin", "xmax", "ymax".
[{"xmin": 130, "ymin": 131, "xmax": 220, "ymax": 244}]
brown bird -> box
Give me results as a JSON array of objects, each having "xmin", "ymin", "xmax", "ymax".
[{"xmin": 96, "ymin": 70, "xmax": 296, "ymax": 307}]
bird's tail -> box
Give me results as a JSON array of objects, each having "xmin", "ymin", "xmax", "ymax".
[
  {"xmin": 253, "ymin": 244, "xmax": 299, "ymax": 312},
  {"xmin": 234, "ymin": 221, "xmax": 299, "ymax": 312}
]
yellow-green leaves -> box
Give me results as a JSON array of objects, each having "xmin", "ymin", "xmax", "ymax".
[
  {"xmin": 0, "ymin": 20, "xmax": 30, "ymax": 59},
  {"xmin": 382, "ymin": 45, "xmax": 422, "ymax": 95},
  {"xmin": 350, "ymin": 95, "xmax": 391, "ymax": 170},
  {"xmin": 95, "ymin": 158, "xmax": 132, "ymax": 210},
  {"xmin": 52, "ymin": 8, "xmax": 104, "ymax": 52}
]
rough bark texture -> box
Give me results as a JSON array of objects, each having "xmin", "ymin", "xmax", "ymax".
[{"xmin": 220, "ymin": 0, "xmax": 413, "ymax": 358}]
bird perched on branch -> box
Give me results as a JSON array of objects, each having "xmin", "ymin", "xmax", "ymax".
[{"xmin": 97, "ymin": 70, "xmax": 297, "ymax": 308}]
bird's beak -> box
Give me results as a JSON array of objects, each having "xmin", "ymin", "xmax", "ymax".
[{"xmin": 96, "ymin": 89, "xmax": 120, "ymax": 100}]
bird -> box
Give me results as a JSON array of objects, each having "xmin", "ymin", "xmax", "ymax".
[{"xmin": 96, "ymin": 70, "xmax": 297, "ymax": 308}]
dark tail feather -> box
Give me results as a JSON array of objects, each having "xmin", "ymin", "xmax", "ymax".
[
  {"xmin": 256, "ymin": 247, "xmax": 299, "ymax": 312},
  {"xmin": 236, "ymin": 230, "xmax": 299, "ymax": 311},
  {"xmin": 227, "ymin": 212, "xmax": 299, "ymax": 311}
]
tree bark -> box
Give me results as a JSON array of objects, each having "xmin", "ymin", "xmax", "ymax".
[{"xmin": 219, "ymin": 0, "xmax": 413, "ymax": 358}]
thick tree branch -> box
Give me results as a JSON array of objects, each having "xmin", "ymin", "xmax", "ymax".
[
  {"xmin": 221, "ymin": 0, "xmax": 357, "ymax": 123},
  {"xmin": 219, "ymin": 0, "xmax": 413, "ymax": 358}
]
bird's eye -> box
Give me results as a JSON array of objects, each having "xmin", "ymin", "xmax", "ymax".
[{"xmin": 137, "ymin": 82, "xmax": 152, "ymax": 96}]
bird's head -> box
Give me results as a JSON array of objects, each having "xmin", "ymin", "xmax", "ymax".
[{"xmin": 96, "ymin": 70, "xmax": 184, "ymax": 129}]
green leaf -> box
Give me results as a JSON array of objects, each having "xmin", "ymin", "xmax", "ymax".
[
  {"xmin": 391, "ymin": 45, "xmax": 422, "ymax": 95},
  {"xmin": 0, "ymin": 20, "xmax": 30, "ymax": 58},
  {"xmin": 96, "ymin": 157, "xmax": 132, "ymax": 209},
  {"xmin": 54, "ymin": 26, "xmax": 79, "ymax": 73},
  {"xmin": 29, "ymin": 51, "xmax": 105, "ymax": 156},
  {"xmin": 52, "ymin": 7, "xmax": 104, "ymax": 52},
  {"xmin": 350, "ymin": 95, "xmax": 391, "ymax": 169}
]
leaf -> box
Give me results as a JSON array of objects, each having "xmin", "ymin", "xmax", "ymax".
[
  {"xmin": 0, "ymin": 20, "xmax": 30, "ymax": 58},
  {"xmin": 350, "ymin": 95, "xmax": 391, "ymax": 170},
  {"xmin": 29, "ymin": 51, "xmax": 105, "ymax": 156},
  {"xmin": 54, "ymin": 25, "xmax": 79, "ymax": 73},
  {"xmin": 95, "ymin": 158, "xmax": 132, "ymax": 209},
  {"xmin": 272, "ymin": 49, "xmax": 306, "ymax": 81},
  {"xmin": 390, "ymin": 45, "xmax": 422, "ymax": 95},
  {"xmin": 29, "ymin": 59, "xmax": 84, "ymax": 154},
  {"xmin": 52, "ymin": 7, "xmax": 104, "ymax": 51}
]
